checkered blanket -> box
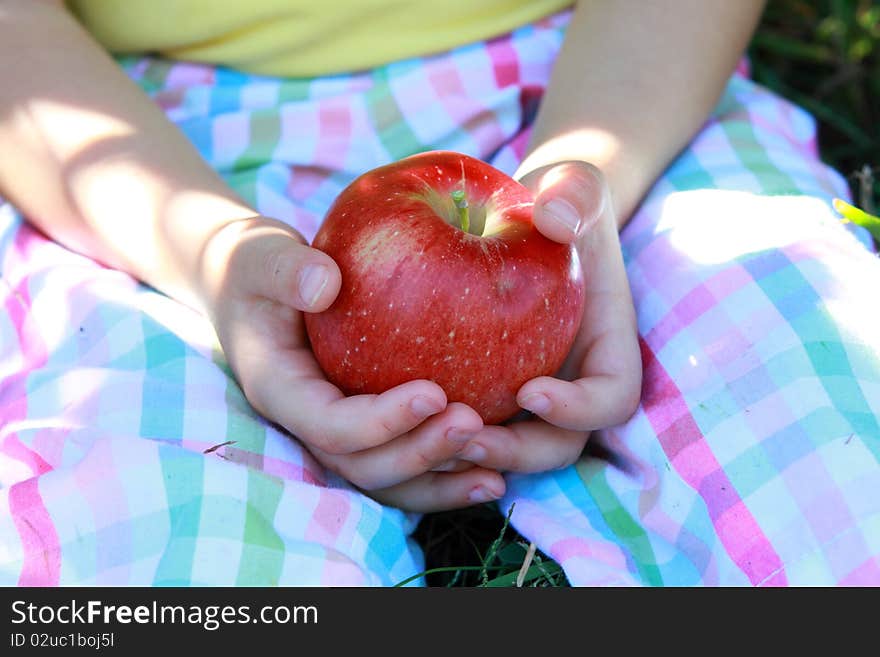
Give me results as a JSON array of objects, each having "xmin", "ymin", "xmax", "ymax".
[{"xmin": 2, "ymin": 10, "xmax": 879, "ymax": 586}]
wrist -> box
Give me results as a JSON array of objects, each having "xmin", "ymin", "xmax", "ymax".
[{"xmin": 131, "ymin": 189, "xmax": 261, "ymax": 318}]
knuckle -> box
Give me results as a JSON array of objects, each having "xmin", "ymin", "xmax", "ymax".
[
  {"xmin": 557, "ymin": 436, "xmax": 588, "ymax": 470},
  {"xmin": 562, "ymin": 160, "xmax": 606, "ymax": 195},
  {"xmin": 315, "ymin": 453, "xmax": 376, "ymax": 490},
  {"xmin": 346, "ymin": 470, "xmax": 378, "ymax": 491},
  {"xmin": 496, "ymin": 442, "xmax": 520, "ymax": 472},
  {"xmin": 618, "ymin": 382, "xmax": 643, "ymax": 423},
  {"xmin": 263, "ymin": 247, "xmax": 289, "ymax": 300},
  {"xmin": 329, "ymin": 458, "xmax": 370, "ymax": 489},
  {"xmin": 577, "ymin": 160, "xmax": 605, "ymax": 184},
  {"xmin": 375, "ymin": 415, "xmax": 402, "ymax": 441},
  {"xmin": 409, "ymin": 446, "xmax": 438, "ymax": 473},
  {"xmin": 239, "ymin": 378, "xmax": 274, "ymax": 423},
  {"xmin": 310, "ymin": 427, "xmax": 347, "ymax": 455}
]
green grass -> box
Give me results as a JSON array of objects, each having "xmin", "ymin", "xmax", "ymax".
[
  {"xmin": 749, "ymin": 0, "xmax": 880, "ymax": 213},
  {"xmin": 410, "ymin": 0, "xmax": 880, "ymax": 587},
  {"xmin": 409, "ymin": 502, "xmax": 568, "ymax": 587}
]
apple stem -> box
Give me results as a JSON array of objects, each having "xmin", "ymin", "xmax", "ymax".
[{"xmin": 451, "ymin": 189, "xmax": 470, "ymax": 233}]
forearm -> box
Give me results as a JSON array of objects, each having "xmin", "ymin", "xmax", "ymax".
[
  {"xmin": 515, "ymin": 0, "xmax": 766, "ymax": 226},
  {"xmin": 0, "ymin": 1, "xmax": 257, "ymax": 313}
]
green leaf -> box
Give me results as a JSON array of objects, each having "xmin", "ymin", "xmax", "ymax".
[{"xmin": 834, "ymin": 198, "xmax": 880, "ymax": 241}]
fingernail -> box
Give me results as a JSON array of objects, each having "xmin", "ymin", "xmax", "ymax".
[
  {"xmin": 410, "ymin": 395, "xmax": 444, "ymax": 417},
  {"xmin": 461, "ymin": 443, "xmax": 487, "ymax": 462},
  {"xmin": 542, "ymin": 198, "xmax": 582, "ymax": 234},
  {"xmin": 521, "ymin": 392, "xmax": 552, "ymax": 415},
  {"xmin": 298, "ymin": 264, "xmax": 328, "ymax": 307},
  {"xmin": 446, "ymin": 427, "xmax": 477, "ymax": 445},
  {"xmin": 468, "ymin": 485, "xmax": 501, "ymax": 504}
]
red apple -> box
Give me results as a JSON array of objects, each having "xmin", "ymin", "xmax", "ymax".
[{"xmin": 304, "ymin": 151, "xmax": 586, "ymax": 424}]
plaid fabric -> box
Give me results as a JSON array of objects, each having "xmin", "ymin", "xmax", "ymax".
[{"xmin": 2, "ymin": 9, "xmax": 878, "ymax": 586}]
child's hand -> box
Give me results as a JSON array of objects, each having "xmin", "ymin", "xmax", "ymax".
[
  {"xmin": 444, "ymin": 162, "xmax": 643, "ymax": 472},
  {"xmin": 202, "ymin": 216, "xmax": 506, "ymax": 511}
]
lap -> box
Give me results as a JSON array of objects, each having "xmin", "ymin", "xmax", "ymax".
[{"xmin": 2, "ymin": 14, "xmax": 878, "ymax": 586}]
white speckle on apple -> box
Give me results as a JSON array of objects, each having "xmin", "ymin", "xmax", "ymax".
[
  {"xmin": 388, "ymin": 302, "xmax": 394, "ymax": 309},
  {"xmin": 544, "ymin": 297, "xmax": 549, "ymax": 309},
  {"xmin": 448, "ymin": 330, "xmax": 456, "ymax": 339},
  {"xmin": 443, "ymin": 355, "xmax": 453, "ymax": 362},
  {"xmin": 415, "ymin": 336, "xmax": 425, "ymax": 344},
  {"xmin": 501, "ymin": 330, "xmax": 508, "ymax": 340},
  {"xmin": 395, "ymin": 327, "xmax": 400, "ymax": 334},
  {"xmin": 464, "ymin": 287, "xmax": 470, "ymax": 295},
  {"xmin": 360, "ymin": 336, "xmax": 367, "ymax": 342},
  {"xmin": 485, "ymin": 350, "xmax": 491, "ymax": 356}
]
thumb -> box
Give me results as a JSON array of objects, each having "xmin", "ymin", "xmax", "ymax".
[
  {"xmin": 222, "ymin": 220, "xmax": 342, "ymax": 312},
  {"xmin": 260, "ymin": 237, "xmax": 341, "ymax": 312},
  {"xmin": 517, "ymin": 161, "xmax": 608, "ymax": 244}
]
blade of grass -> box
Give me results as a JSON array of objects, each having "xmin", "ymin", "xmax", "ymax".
[
  {"xmin": 393, "ymin": 564, "xmax": 509, "ymax": 588},
  {"xmin": 833, "ymin": 197, "xmax": 880, "ymax": 240},
  {"xmin": 515, "ymin": 542, "xmax": 538, "ymax": 587},
  {"xmin": 484, "ymin": 562, "xmax": 564, "ymax": 588},
  {"xmin": 479, "ymin": 503, "xmax": 515, "ymax": 586}
]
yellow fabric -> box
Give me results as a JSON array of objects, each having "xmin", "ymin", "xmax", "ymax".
[{"xmin": 66, "ymin": 0, "xmax": 573, "ymax": 77}]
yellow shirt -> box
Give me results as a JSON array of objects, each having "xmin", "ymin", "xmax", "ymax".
[{"xmin": 67, "ymin": 0, "xmax": 573, "ymax": 77}]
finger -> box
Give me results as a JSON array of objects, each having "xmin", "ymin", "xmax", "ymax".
[
  {"xmin": 517, "ymin": 161, "xmax": 608, "ymax": 244},
  {"xmin": 267, "ymin": 375, "xmax": 452, "ymax": 455},
  {"xmin": 431, "ymin": 459, "xmax": 475, "ymax": 473},
  {"xmin": 312, "ymin": 403, "xmax": 483, "ymax": 490},
  {"xmin": 228, "ymin": 221, "xmax": 342, "ymax": 311},
  {"xmin": 517, "ymin": 371, "xmax": 642, "ymax": 433},
  {"xmin": 225, "ymin": 291, "xmax": 454, "ymax": 455},
  {"xmin": 370, "ymin": 468, "xmax": 507, "ymax": 513},
  {"xmin": 458, "ymin": 422, "xmax": 588, "ymax": 473}
]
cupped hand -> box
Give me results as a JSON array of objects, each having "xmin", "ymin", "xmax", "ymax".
[
  {"xmin": 448, "ymin": 161, "xmax": 643, "ymax": 473},
  {"xmin": 201, "ymin": 216, "xmax": 506, "ymax": 511}
]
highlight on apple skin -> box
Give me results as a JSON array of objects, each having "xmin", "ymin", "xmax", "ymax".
[{"xmin": 304, "ymin": 150, "xmax": 586, "ymax": 425}]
